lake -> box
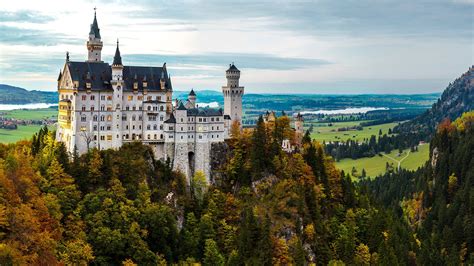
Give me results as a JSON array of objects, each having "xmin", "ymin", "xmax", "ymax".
[
  {"xmin": 0, "ymin": 103, "xmax": 58, "ymax": 111},
  {"xmin": 300, "ymin": 107, "xmax": 389, "ymax": 115}
]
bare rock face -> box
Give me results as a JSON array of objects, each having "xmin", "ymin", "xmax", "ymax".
[{"xmin": 210, "ymin": 142, "xmax": 230, "ymax": 184}]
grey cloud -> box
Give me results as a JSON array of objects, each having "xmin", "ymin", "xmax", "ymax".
[
  {"xmin": 0, "ymin": 10, "xmax": 54, "ymax": 23},
  {"xmin": 0, "ymin": 25, "xmax": 83, "ymax": 46},
  {"xmin": 106, "ymin": 0, "xmax": 473, "ymax": 38},
  {"xmin": 118, "ymin": 53, "xmax": 329, "ymax": 72}
]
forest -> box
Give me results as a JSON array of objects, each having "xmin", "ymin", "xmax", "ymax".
[{"xmin": 0, "ymin": 111, "xmax": 473, "ymax": 264}]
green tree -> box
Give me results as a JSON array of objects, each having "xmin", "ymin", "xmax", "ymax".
[{"xmin": 203, "ymin": 239, "xmax": 224, "ymax": 266}]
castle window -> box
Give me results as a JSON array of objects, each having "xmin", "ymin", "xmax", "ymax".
[
  {"xmin": 199, "ymin": 135, "xmax": 202, "ymax": 139},
  {"xmin": 132, "ymin": 115, "xmax": 136, "ymax": 121},
  {"xmin": 107, "ymin": 95, "xmax": 112, "ymax": 100},
  {"xmin": 133, "ymin": 106, "xmax": 136, "ymax": 111},
  {"xmin": 160, "ymin": 125, "xmax": 163, "ymax": 130},
  {"xmin": 153, "ymin": 125, "xmax": 157, "ymax": 130},
  {"xmin": 138, "ymin": 96, "xmax": 143, "ymax": 101},
  {"xmin": 153, "ymin": 106, "xmax": 158, "ymax": 111},
  {"xmin": 148, "ymin": 106, "xmax": 151, "ymax": 111},
  {"xmin": 147, "ymin": 134, "xmax": 150, "ymax": 140},
  {"xmin": 133, "ymin": 125, "xmax": 136, "ymax": 130},
  {"xmin": 122, "ymin": 115, "xmax": 127, "ymax": 121},
  {"xmin": 147, "ymin": 96, "xmax": 152, "ymax": 101},
  {"xmin": 128, "ymin": 95, "xmax": 133, "ymax": 101},
  {"xmin": 107, "ymin": 125, "xmax": 111, "ymax": 130},
  {"xmin": 211, "ymin": 118, "xmax": 214, "ymax": 122},
  {"xmin": 91, "ymin": 106, "xmax": 95, "ymax": 111},
  {"xmin": 100, "ymin": 115, "xmax": 105, "ymax": 121},
  {"xmin": 80, "ymin": 126, "xmax": 87, "ymax": 131},
  {"xmin": 93, "ymin": 115, "xmax": 98, "ymax": 121},
  {"xmin": 94, "ymin": 135, "xmax": 97, "ymax": 140},
  {"xmin": 126, "ymin": 125, "xmax": 129, "ymax": 130},
  {"xmin": 139, "ymin": 106, "xmax": 142, "ymax": 111},
  {"xmin": 154, "ymin": 134, "xmax": 157, "ymax": 139},
  {"xmin": 160, "ymin": 106, "xmax": 164, "ymax": 111},
  {"xmin": 107, "ymin": 135, "xmax": 112, "ymax": 141},
  {"xmin": 91, "ymin": 95, "xmax": 95, "ymax": 100},
  {"xmin": 204, "ymin": 118, "xmax": 207, "ymax": 122},
  {"xmin": 100, "ymin": 126, "xmax": 105, "ymax": 131},
  {"xmin": 138, "ymin": 115, "xmax": 142, "ymax": 121},
  {"xmin": 100, "ymin": 135, "xmax": 105, "ymax": 140},
  {"xmin": 139, "ymin": 125, "xmax": 142, "ymax": 130},
  {"xmin": 101, "ymin": 95, "xmax": 105, "ymax": 100},
  {"xmin": 126, "ymin": 134, "xmax": 129, "ymax": 139},
  {"xmin": 181, "ymin": 127, "xmax": 184, "ymax": 131},
  {"xmin": 199, "ymin": 118, "xmax": 202, "ymax": 122},
  {"xmin": 147, "ymin": 125, "xmax": 151, "ymax": 130},
  {"xmin": 81, "ymin": 116, "xmax": 86, "ymax": 122},
  {"xmin": 101, "ymin": 105, "xmax": 105, "ymax": 111},
  {"xmin": 216, "ymin": 117, "xmax": 219, "ymax": 121},
  {"xmin": 181, "ymin": 118, "xmax": 183, "ymax": 122},
  {"xmin": 160, "ymin": 134, "xmax": 163, "ymax": 139},
  {"xmin": 93, "ymin": 125, "xmax": 97, "ymax": 131},
  {"xmin": 107, "ymin": 105, "xmax": 112, "ymax": 111},
  {"xmin": 126, "ymin": 106, "xmax": 129, "ymax": 111},
  {"xmin": 160, "ymin": 116, "xmax": 163, "ymax": 121}
]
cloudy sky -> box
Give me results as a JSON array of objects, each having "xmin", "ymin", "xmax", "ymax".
[{"xmin": 0, "ymin": 0, "xmax": 472, "ymax": 93}]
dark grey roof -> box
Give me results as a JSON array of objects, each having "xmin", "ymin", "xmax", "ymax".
[
  {"xmin": 65, "ymin": 61, "xmax": 172, "ymax": 91},
  {"xmin": 89, "ymin": 12, "xmax": 101, "ymax": 39},
  {"xmin": 227, "ymin": 63, "xmax": 240, "ymax": 72},
  {"xmin": 164, "ymin": 113, "xmax": 176, "ymax": 123},
  {"xmin": 57, "ymin": 71, "xmax": 62, "ymax": 81},
  {"xmin": 177, "ymin": 102, "xmax": 187, "ymax": 110},
  {"xmin": 189, "ymin": 89, "xmax": 196, "ymax": 96},
  {"xmin": 113, "ymin": 41, "xmax": 122, "ymax": 66},
  {"xmin": 187, "ymin": 107, "xmax": 223, "ymax": 117},
  {"xmin": 224, "ymin": 115, "xmax": 231, "ymax": 120}
]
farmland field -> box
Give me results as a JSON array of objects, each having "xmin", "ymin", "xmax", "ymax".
[
  {"xmin": 0, "ymin": 108, "xmax": 57, "ymax": 120},
  {"xmin": 308, "ymin": 121, "xmax": 398, "ymax": 143},
  {"xmin": 0, "ymin": 125, "xmax": 46, "ymax": 143},
  {"xmin": 335, "ymin": 143, "xmax": 430, "ymax": 179}
]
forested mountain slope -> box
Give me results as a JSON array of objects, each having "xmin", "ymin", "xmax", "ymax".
[
  {"xmin": 362, "ymin": 112, "xmax": 474, "ymax": 264},
  {"xmin": 394, "ymin": 66, "xmax": 474, "ymax": 138}
]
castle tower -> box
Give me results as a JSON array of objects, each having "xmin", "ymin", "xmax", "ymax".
[
  {"xmin": 111, "ymin": 40, "xmax": 124, "ymax": 148},
  {"xmin": 187, "ymin": 89, "xmax": 196, "ymax": 108},
  {"xmin": 86, "ymin": 9, "xmax": 103, "ymax": 62},
  {"xmin": 222, "ymin": 63, "xmax": 244, "ymax": 125},
  {"xmin": 295, "ymin": 112, "xmax": 304, "ymax": 134}
]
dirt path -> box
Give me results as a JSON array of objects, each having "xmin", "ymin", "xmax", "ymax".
[{"xmin": 382, "ymin": 151, "xmax": 411, "ymax": 170}]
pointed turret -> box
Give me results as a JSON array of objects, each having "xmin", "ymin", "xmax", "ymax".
[
  {"xmin": 112, "ymin": 39, "xmax": 122, "ymax": 66},
  {"xmin": 89, "ymin": 9, "xmax": 101, "ymax": 39},
  {"xmin": 86, "ymin": 8, "xmax": 103, "ymax": 62}
]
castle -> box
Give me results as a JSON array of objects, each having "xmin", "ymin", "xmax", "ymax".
[{"xmin": 55, "ymin": 11, "xmax": 244, "ymax": 181}]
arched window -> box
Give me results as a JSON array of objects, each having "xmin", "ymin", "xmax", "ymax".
[
  {"xmin": 82, "ymin": 105, "xmax": 86, "ymax": 111},
  {"xmin": 132, "ymin": 115, "xmax": 136, "ymax": 121},
  {"xmin": 100, "ymin": 115, "xmax": 105, "ymax": 121},
  {"xmin": 147, "ymin": 106, "xmax": 151, "ymax": 111},
  {"xmin": 153, "ymin": 125, "xmax": 157, "ymax": 130},
  {"xmin": 160, "ymin": 106, "xmax": 164, "ymax": 111},
  {"xmin": 93, "ymin": 115, "xmax": 98, "ymax": 121},
  {"xmin": 147, "ymin": 125, "xmax": 151, "ymax": 130}
]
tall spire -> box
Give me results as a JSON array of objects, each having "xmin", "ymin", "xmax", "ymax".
[
  {"xmin": 113, "ymin": 39, "xmax": 122, "ymax": 66},
  {"xmin": 89, "ymin": 7, "xmax": 101, "ymax": 39}
]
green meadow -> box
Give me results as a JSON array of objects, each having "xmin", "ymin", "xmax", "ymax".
[
  {"xmin": 0, "ymin": 125, "xmax": 46, "ymax": 143},
  {"xmin": 335, "ymin": 143, "xmax": 430, "ymax": 180},
  {"xmin": 308, "ymin": 121, "xmax": 398, "ymax": 143},
  {"xmin": 0, "ymin": 108, "xmax": 57, "ymax": 120}
]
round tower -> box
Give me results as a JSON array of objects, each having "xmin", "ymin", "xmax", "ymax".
[
  {"xmin": 222, "ymin": 63, "xmax": 244, "ymax": 125},
  {"xmin": 188, "ymin": 89, "xmax": 196, "ymax": 108},
  {"xmin": 86, "ymin": 9, "xmax": 103, "ymax": 62}
]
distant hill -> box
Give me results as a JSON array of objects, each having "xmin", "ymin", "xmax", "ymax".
[
  {"xmin": 0, "ymin": 84, "xmax": 58, "ymax": 104},
  {"xmin": 394, "ymin": 66, "xmax": 474, "ymax": 138}
]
